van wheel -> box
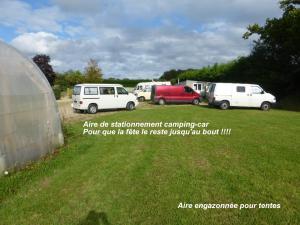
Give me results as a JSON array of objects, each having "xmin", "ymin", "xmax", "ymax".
[
  {"xmin": 88, "ymin": 104, "xmax": 98, "ymax": 114},
  {"xmin": 126, "ymin": 102, "xmax": 135, "ymax": 111},
  {"xmin": 192, "ymin": 98, "xmax": 200, "ymax": 105},
  {"xmin": 261, "ymin": 102, "xmax": 271, "ymax": 111},
  {"xmin": 220, "ymin": 101, "xmax": 230, "ymax": 110},
  {"xmin": 158, "ymin": 98, "xmax": 165, "ymax": 105},
  {"xmin": 138, "ymin": 96, "xmax": 145, "ymax": 102}
]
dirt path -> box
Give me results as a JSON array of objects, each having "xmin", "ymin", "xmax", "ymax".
[
  {"xmin": 57, "ymin": 98, "xmax": 151, "ymax": 123},
  {"xmin": 57, "ymin": 98, "xmax": 207, "ymax": 123}
]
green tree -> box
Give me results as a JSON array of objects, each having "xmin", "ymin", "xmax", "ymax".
[
  {"xmin": 65, "ymin": 70, "xmax": 85, "ymax": 86},
  {"xmin": 243, "ymin": 0, "xmax": 300, "ymax": 94},
  {"xmin": 84, "ymin": 59, "xmax": 103, "ymax": 83}
]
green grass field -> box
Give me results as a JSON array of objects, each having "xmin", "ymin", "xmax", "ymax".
[{"xmin": 0, "ymin": 105, "xmax": 299, "ymax": 225}]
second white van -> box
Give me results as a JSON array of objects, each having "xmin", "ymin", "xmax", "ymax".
[
  {"xmin": 72, "ymin": 84, "xmax": 138, "ymax": 114},
  {"xmin": 208, "ymin": 83, "xmax": 276, "ymax": 110},
  {"xmin": 133, "ymin": 81, "xmax": 171, "ymax": 101}
]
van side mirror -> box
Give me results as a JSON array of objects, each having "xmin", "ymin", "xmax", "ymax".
[{"xmin": 261, "ymin": 90, "xmax": 265, "ymax": 94}]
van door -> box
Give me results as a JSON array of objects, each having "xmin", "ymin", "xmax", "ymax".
[
  {"xmin": 99, "ymin": 87, "xmax": 118, "ymax": 109},
  {"xmin": 231, "ymin": 85, "xmax": 251, "ymax": 107},
  {"xmin": 116, "ymin": 87, "xmax": 130, "ymax": 108},
  {"xmin": 249, "ymin": 86, "xmax": 265, "ymax": 107},
  {"xmin": 183, "ymin": 86, "xmax": 195, "ymax": 102}
]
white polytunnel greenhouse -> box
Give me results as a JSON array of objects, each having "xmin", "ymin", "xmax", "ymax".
[{"xmin": 0, "ymin": 41, "xmax": 64, "ymax": 174}]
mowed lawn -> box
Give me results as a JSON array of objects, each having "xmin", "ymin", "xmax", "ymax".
[{"xmin": 0, "ymin": 105, "xmax": 299, "ymax": 225}]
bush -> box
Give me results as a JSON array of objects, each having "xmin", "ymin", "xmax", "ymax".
[
  {"xmin": 67, "ymin": 88, "xmax": 73, "ymax": 99},
  {"xmin": 53, "ymin": 85, "xmax": 61, "ymax": 100}
]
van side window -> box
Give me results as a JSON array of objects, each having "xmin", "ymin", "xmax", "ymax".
[
  {"xmin": 236, "ymin": 86, "xmax": 245, "ymax": 92},
  {"xmin": 117, "ymin": 87, "xmax": 128, "ymax": 95},
  {"xmin": 84, "ymin": 87, "xmax": 98, "ymax": 95},
  {"xmin": 184, "ymin": 86, "xmax": 194, "ymax": 93},
  {"xmin": 251, "ymin": 86, "xmax": 263, "ymax": 94},
  {"xmin": 100, "ymin": 87, "xmax": 115, "ymax": 95}
]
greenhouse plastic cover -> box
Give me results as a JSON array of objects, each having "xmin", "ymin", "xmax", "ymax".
[{"xmin": 0, "ymin": 41, "xmax": 64, "ymax": 173}]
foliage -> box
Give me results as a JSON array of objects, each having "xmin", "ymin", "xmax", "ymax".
[
  {"xmin": 242, "ymin": 0, "xmax": 300, "ymax": 95},
  {"xmin": 160, "ymin": 69, "xmax": 188, "ymax": 81},
  {"xmin": 55, "ymin": 72, "xmax": 151, "ymax": 90},
  {"xmin": 84, "ymin": 59, "xmax": 103, "ymax": 83},
  {"xmin": 32, "ymin": 54, "xmax": 56, "ymax": 86},
  {"xmin": 159, "ymin": 0, "xmax": 300, "ymax": 99},
  {"xmin": 66, "ymin": 88, "xmax": 73, "ymax": 98},
  {"xmin": 52, "ymin": 85, "xmax": 61, "ymax": 100},
  {"xmin": 103, "ymin": 77, "xmax": 151, "ymax": 87},
  {"xmin": 56, "ymin": 70, "xmax": 85, "ymax": 90}
]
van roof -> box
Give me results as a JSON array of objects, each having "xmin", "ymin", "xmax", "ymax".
[
  {"xmin": 75, "ymin": 83, "xmax": 123, "ymax": 87},
  {"xmin": 212, "ymin": 82, "xmax": 258, "ymax": 86}
]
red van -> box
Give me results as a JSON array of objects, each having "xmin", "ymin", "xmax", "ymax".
[{"xmin": 151, "ymin": 85, "xmax": 201, "ymax": 105}]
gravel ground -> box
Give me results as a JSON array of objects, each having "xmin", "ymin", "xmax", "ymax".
[{"xmin": 57, "ymin": 98, "xmax": 207, "ymax": 123}]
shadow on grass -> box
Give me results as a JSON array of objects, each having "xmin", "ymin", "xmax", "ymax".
[{"xmin": 78, "ymin": 211, "xmax": 110, "ymax": 225}]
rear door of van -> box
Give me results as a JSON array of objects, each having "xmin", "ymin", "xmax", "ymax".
[{"xmin": 72, "ymin": 85, "xmax": 82, "ymax": 108}]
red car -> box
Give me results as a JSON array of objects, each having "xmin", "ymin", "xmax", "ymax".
[{"xmin": 151, "ymin": 85, "xmax": 201, "ymax": 105}]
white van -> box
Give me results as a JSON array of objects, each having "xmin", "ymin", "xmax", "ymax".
[
  {"xmin": 133, "ymin": 81, "xmax": 171, "ymax": 101},
  {"xmin": 208, "ymin": 83, "xmax": 276, "ymax": 110},
  {"xmin": 72, "ymin": 84, "xmax": 138, "ymax": 114}
]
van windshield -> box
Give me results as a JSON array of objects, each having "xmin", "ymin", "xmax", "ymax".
[{"xmin": 73, "ymin": 86, "xmax": 81, "ymax": 95}]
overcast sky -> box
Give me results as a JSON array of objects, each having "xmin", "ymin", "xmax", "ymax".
[{"xmin": 0, "ymin": 0, "xmax": 282, "ymax": 78}]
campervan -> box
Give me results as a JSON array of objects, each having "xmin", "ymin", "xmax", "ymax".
[
  {"xmin": 133, "ymin": 81, "xmax": 171, "ymax": 101},
  {"xmin": 208, "ymin": 83, "xmax": 276, "ymax": 110},
  {"xmin": 72, "ymin": 84, "xmax": 138, "ymax": 114},
  {"xmin": 151, "ymin": 85, "xmax": 201, "ymax": 105}
]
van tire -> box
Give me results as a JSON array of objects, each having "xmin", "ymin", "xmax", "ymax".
[
  {"xmin": 261, "ymin": 102, "xmax": 271, "ymax": 111},
  {"xmin": 88, "ymin": 104, "xmax": 98, "ymax": 114},
  {"xmin": 158, "ymin": 98, "xmax": 165, "ymax": 105},
  {"xmin": 192, "ymin": 98, "xmax": 200, "ymax": 105},
  {"xmin": 126, "ymin": 102, "xmax": 135, "ymax": 111},
  {"xmin": 138, "ymin": 96, "xmax": 145, "ymax": 102},
  {"xmin": 220, "ymin": 101, "xmax": 230, "ymax": 110}
]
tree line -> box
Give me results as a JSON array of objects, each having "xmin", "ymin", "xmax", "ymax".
[
  {"xmin": 34, "ymin": 0, "xmax": 299, "ymax": 101},
  {"xmin": 160, "ymin": 0, "xmax": 300, "ymax": 99}
]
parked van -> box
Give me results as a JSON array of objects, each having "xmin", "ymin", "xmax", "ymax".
[
  {"xmin": 151, "ymin": 85, "xmax": 201, "ymax": 105},
  {"xmin": 208, "ymin": 83, "xmax": 276, "ymax": 110},
  {"xmin": 72, "ymin": 84, "xmax": 138, "ymax": 114},
  {"xmin": 133, "ymin": 81, "xmax": 171, "ymax": 101}
]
